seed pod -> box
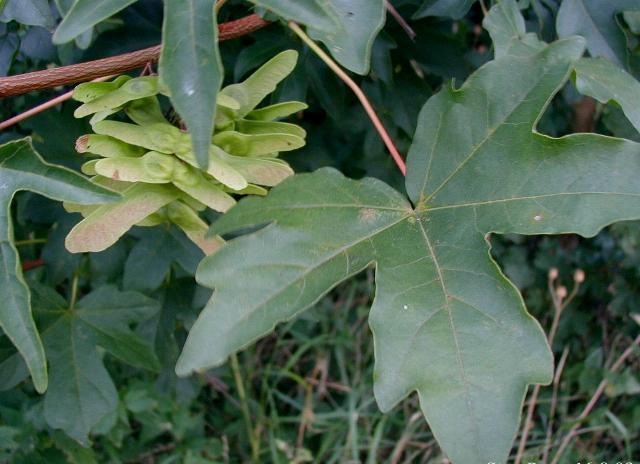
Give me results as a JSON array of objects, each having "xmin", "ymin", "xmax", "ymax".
[{"xmin": 66, "ymin": 50, "xmax": 307, "ymax": 254}]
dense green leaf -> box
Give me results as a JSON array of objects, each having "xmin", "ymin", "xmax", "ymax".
[
  {"xmin": 248, "ymin": 0, "xmax": 339, "ymax": 32},
  {"xmin": 0, "ymin": 139, "xmax": 119, "ymax": 394},
  {"xmin": 41, "ymin": 286, "xmax": 159, "ymax": 444},
  {"xmin": 3, "ymin": 0, "xmax": 640, "ymax": 461},
  {"xmin": 487, "ymin": 0, "xmax": 640, "ymax": 134},
  {"xmin": 42, "ymin": 216, "xmax": 82, "ymax": 286},
  {"xmin": 19, "ymin": 27, "xmax": 56, "ymax": 62},
  {"xmin": 482, "ymin": 0, "xmax": 544, "ymax": 58},
  {"xmin": 413, "ymin": 0, "xmax": 476, "ymax": 19},
  {"xmin": 53, "ymin": 0, "xmax": 95, "ymax": 50},
  {"xmin": 123, "ymin": 226, "xmax": 204, "ymax": 292},
  {"xmin": 0, "ymin": 31, "xmax": 17, "ymax": 76},
  {"xmin": 624, "ymin": 10, "xmax": 640, "ymax": 33},
  {"xmin": 43, "ymin": 317, "xmax": 118, "ymax": 445},
  {"xmin": 556, "ymin": 0, "xmax": 640, "ymax": 70},
  {"xmin": 68, "ymin": 287, "xmax": 160, "ymax": 370},
  {"xmin": 307, "ymin": 0, "xmax": 386, "ymax": 75},
  {"xmin": 0, "ymin": 0, "xmax": 54, "ymax": 28},
  {"xmin": 251, "ymin": 0, "xmax": 385, "ymax": 74},
  {"xmin": 0, "ymin": 284, "xmax": 159, "ymax": 443},
  {"xmin": 176, "ymin": 25, "xmax": 640, "ymax": 462},
  {"xmin": 574, "ymin": 57, "xmax": 640, "ymax": 133},
  {"xmin": 159, "ymin": 0, "xmax": 222, "ymax": 169},
  {"xmin": 52, "ymin": 0, "xmax": 138, "ymax": 44}
]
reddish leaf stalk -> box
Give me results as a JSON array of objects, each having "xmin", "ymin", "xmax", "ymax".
[
  {"xmin": 385, "ymin": 0, "xmax": 416, "ymax": 40},
  {"xmin": 288, "ymin": 21, "xmax": 407, "ymax": 176},
  {"xmin": 22, "ymin": 258, "xmax": 45, "ymax": 272},
  {"xmin": 0, "ymin": 75, "xmax": 113, "ymax": 131}
]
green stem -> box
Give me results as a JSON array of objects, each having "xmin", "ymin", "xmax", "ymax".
[
  {"xmin": 14, "ymin": 238, "xmax": 47, "ymax": 247},
  {"xmin": 230, "ymin": 353, "xmax": 260, "ymax": 462},
  {"xmin": 68, "ymin": 274, "xmax": 80, "ymax": 312}
]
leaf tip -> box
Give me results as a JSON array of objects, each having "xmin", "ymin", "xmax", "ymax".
[
  {"xmin": 189, "ymin": 135, "xmax": 211, "ymax": 170},
  {"xmin": 174, "ymin": 356, "xmax": 194, "ymax": 377},
  {"xmin": 34, "ymin": 375, "xmax": 48, "ymax": 394},
  {"xmin": 51, "ymin": 25, "xmax": 74, "ymax": 45},
  {"xmin": 64, "ymin": 234, "xmax": 83, "ymax": 254}
]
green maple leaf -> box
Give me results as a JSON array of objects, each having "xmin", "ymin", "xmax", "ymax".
[
  {"xmin": 0, "ymin": 284, "xmax": 160, "ymax": 444},
  {"xmin": 0, "ymin": 138, "xmax": 118, "ymax": 393},
  {"xmin": 413, "ymin": 0, "xmax": 476, "ymax": 20},
  {"xmin": 249, "ymin": 0, "xmax": 385, "ymax": 74},
  {"xmin": 43, "ymin": 285, "xmax": 159, "ymax": 444},
  {"xmin": 557, "ymin": 0, "xmax": 640, "ymax": 70},
  {"xmin": 175, "ymin": 12, "xmax": 640, "ymax": 464},
  {"xmin": 160, "ymin": 0, "xmax": 222, "ymax": 169}
]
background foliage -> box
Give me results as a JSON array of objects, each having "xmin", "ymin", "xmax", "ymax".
[{"xmin": 0, "ymin": 0, "xmax": 639, "ymax": 462}]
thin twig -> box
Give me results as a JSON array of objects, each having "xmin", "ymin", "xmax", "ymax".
[
  {"xmin": 516, "ymin": 384, "xmax": 543, "ymax": 464},
  {"xmin": 550, "ymin": 333, "xmax": 640, "ymax": 464},
  {"xmin": 0, "ymin": 75, "xmax": 113, "ymax": 131},
  {"xmin": 0, "ymin": 90, "xmax": 72, "ymax": 131},
  {"xmin": 305, "ymin": 376, "xmax": 351, "ymax": 392},
  {"xmin": 0, "ymin": 14, "xmax": 269, "ymax": 98},
  {"xmin": 288, "ymin": 21, "xmax": 407, "ymax": 176},
  {"xmin": 385, "ymin": 1, "xmax": 416, "ymax": 40},
  {"xmin": 543, "ymin": 346, "xmax": 569, "ymax": 463},
  {"xmin": 390, "ymin": 412, "xmax": 422, "ymax": 464},
  {"xmin": 515, "ymin": 270, "xmax": 581, "ymax": 464},
  {"xmin": 296, "ymin": 358, "xmax": 324, "ymax": 449}
]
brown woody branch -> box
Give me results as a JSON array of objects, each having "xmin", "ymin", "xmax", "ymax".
[{"xmin": 0, "ymin": 14, "xmax": 269, "ymax": 98}]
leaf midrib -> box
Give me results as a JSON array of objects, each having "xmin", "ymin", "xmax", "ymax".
[
  {"xmin": 415, "ymin": 218, "xmax": 482, "ymax": 454},
  {"xmin": 421, "ymin": 49, "xmax": 569, "ymax": 204},
  {"xmin": 424, "ymin": 73, "xmax": 547, "ymax": 203},
  {"xmin": 1, "ymin": 165, "xmax": 112, "ymax": 203},
  {"xmin": 67, "ymin": 318, "xmax": 115, "ymax": 429}
]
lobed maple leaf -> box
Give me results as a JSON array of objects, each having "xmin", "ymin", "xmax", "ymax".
[
  {"xmin": 175, "ymin": 6, "xmax": 640, "ymax": 463},
  {"xmin": 0, "ymin": 138, "xmax": 118, "ymax": 393}
]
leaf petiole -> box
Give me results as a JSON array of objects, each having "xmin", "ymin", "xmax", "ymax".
[
  {"xmin": 288, "ymin": 21, "xmax": 407, "ymax": 176},
  {"xmin": 68, "ymin": 274, "xmax": 80, "ymax": 312}
]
